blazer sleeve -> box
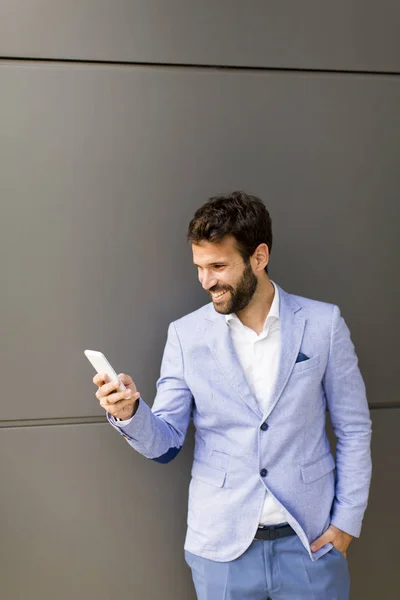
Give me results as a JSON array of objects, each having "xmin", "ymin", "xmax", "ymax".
[
  {"xmin": 107, "ymin": 321, "xmax": 194, "ymax": 463},
  {"xmin": 323, "ymin": 304, "xmax": 373, "ymax": 537}
]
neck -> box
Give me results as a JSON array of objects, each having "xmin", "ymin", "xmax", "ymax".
[{"xmin": 235, "ymin": 276, "xmax": 275, "ymax": 335}]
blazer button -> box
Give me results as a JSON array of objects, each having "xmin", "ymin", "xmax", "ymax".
[
  {"xmin": 260, "ymin": 422, "xmax": 269, "ymax": 431},
  {"xmin": 260, "ymin": 469, "xmax": 268, "ymax": 477}
]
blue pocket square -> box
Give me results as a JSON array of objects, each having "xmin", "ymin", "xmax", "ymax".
[{"xmin": 296, "ymin": 352, "xmax": 310, "ymax": 363}]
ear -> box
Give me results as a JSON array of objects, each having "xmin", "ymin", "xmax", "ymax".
[{"xmin": 252, "ymin": 243, "xmax": 269, "ymax": 272}]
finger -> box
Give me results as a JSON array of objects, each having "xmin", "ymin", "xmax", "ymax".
[
  {"xmin": 105, "ymin": 387, "xmax": 138, "ymax": 405},
  {"xmin": 100, "ymin": 393, "xmax": 140, "ymax": 412},
  {"xmin": 95, "ymin": 379, "xmax": 121, "ymax": 401},
  {"xmin": 98, "ymin": 386, "xmax": 139, "ymax": 405},
  {"xmin": 93, "ymin": 372, "xmax": 110, "ymax": 387},
  {"xmin": 103, "ymin": 378, "xmax": 125, "ymax": 397},
  {"xmin": 310, "ymin": 531, "xmax": 332, "ymax": 552},
  {"xmin": 93, "ymin": 373, "xmax": 105, "ymax": 386},
  {"xmin": 118, "ymin": 373, "xmax": 133, "ymax": 385}
]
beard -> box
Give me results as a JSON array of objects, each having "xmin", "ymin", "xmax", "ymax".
[{"xmin": 210, "ymin": 261, "xmax": 258, "ymax": 315}]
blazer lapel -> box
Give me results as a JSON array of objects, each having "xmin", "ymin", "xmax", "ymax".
[
  {"xmin": 265, "ymin": 283, "xmax": 305, "ymax": 419},
  {"xmin": 204, "ymin": 306, "xmax": 262, "ymax": 418},
  {"xmin": 204, "ymin": 282, "xmax": 305, "ymax": 420}
]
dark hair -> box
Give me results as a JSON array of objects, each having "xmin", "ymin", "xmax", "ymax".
[{"xmin": 187, "ymin": 191, "xmax": 273, "ymax": 274}]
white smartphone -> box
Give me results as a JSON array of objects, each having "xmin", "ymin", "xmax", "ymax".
[{"xmin": 84, "ymin": 349, "xmax": 126, "ymax": 392}]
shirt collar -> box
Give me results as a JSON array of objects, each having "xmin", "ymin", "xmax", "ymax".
[{"xmin": 225, "ymin": 280, "xmax": 280, "ymax": 330}]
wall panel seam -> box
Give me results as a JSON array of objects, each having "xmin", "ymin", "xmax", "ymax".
[
  {"xmin": 0, "ymin": 56, "xmax": 399, "ymax": 77},
  {"xmin": 0, "ymin": 404, "xmax": 398, "ymax": 428}
]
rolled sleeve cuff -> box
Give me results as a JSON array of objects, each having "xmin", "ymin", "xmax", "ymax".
[
  {"xmin": 330, "ymin": 511, "xmax": 362, "ymax": 538},
  {"xmin": 106, "ymin": 398, "xmax": 146, "ymax": 441}
]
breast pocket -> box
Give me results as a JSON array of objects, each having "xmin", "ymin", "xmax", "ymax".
[{"xmin": 292, "ymin": 354, "xmax": 320, "ymax": 374}]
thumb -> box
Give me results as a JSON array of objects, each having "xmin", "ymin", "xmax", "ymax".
[
  {"xmin": 118, "ymin": 373, "xmax": 138, "ymax": 396},
  {"xmin": 118, "ymin": 373, "xmax": 135, "ymax": 387},
  {"xmin": 310, "ymin": 529, "xmax": 333, "ymax": 552}
]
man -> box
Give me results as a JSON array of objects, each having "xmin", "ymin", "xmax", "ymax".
[{"xmin": 93, "ymin": 191, "xmax": 372, "ymax": 599}]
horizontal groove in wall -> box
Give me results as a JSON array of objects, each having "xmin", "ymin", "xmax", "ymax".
[
  {"xmin": 0, "ymin": 56, "xmax": 399, "ymax": 77},
  {"xmin": 0, "ymin": 416, "xmax": 107, "ymax": 429},
  {"xmin": 0, "ymin": 403, "xmax": 398, "ymax": 429}
]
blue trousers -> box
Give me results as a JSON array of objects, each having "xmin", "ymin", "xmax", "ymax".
[{"xmin": 184, "ymin": 533, "xmax": 350, "ymax": 599}]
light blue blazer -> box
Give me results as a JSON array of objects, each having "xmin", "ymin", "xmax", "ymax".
[{"xmin": 109, "ymin": 282, "xmax": 372, "ymax": 562}]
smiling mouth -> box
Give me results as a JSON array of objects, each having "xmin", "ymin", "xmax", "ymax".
[{"xmin": 211, "ymin": 290, "xmax": 229, "ymax": 301}]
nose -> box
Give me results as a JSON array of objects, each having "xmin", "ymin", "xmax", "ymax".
[{"xmin": 200, "ymin": 272, "xmax": 218, "ymax": 291}]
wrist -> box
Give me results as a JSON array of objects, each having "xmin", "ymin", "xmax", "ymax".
[{"xmin": 116, "ymin": 397, "xmax": 139, "ymax": 421}]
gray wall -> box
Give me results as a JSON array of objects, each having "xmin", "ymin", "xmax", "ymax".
[{"xmin": 0, "ymin": 2, "xmax": 399, "ymax": 598}]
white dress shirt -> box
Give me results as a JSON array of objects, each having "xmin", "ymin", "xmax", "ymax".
[
  {"xmin": 225, "ymin": 280, "xmax": 288, "ymax": 526},
  {"xmin": 114, "ymin": 280, "xmax": 288, "ymax": 525}
]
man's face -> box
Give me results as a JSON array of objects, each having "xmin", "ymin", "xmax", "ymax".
[{"xmin": 192, "ymin": 236, "xmax": 258, "ymax": 315}]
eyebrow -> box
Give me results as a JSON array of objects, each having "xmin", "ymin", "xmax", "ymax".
[{"xmin": 193, "ymin": 261, "xmax": 227, "ymax": 267}]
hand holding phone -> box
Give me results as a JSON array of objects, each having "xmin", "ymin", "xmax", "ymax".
[{"xmin": 85, "ymin": 350, "xmax": 140, "ymax": 420}]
